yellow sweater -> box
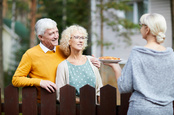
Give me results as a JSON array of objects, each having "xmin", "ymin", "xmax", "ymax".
[{"xmin": 12, "ymin": 45, "xmax": 66, "ymax": 101}]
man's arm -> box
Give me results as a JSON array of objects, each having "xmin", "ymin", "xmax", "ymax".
[{"xmin": 12, "ymin": 52, "xmax": 56, "ymax": 93}]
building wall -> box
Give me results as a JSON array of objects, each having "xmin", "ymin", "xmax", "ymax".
[
  {"xmin": 91, "ymin": 0, "xmax": 172, "ymax": 90},
  {"xmin": 91, "ymin": 0, "xmax": 172, "ymax": 62},
  {"xmin": 3, "ymin": 27, "xmax": 12, "ymax": 71}
]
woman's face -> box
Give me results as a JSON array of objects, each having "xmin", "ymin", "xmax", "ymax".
[{"xmin": 69, "ymin": 31, "xmax": 86, "ymax": 52}]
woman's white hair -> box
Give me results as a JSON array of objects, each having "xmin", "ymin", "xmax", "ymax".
[
  {"xmin": 60, "ymin": 25, "xmax": 88, "ymax": 56},
  {"xmin": 140, "ymin": 13, "xmax": 167, "ymax": 43},
  {"xmin": 35, "ymin": 18, "xmax": 57, "ymax": 36}
]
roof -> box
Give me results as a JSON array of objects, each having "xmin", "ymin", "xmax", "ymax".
[{"xmin": 3, "ymin": 18, "xmax": 30, "ymax": 39}]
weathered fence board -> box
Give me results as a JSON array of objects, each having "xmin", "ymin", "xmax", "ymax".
[
  {"xmin": 60, "ymin": 85, "xmax": 76, "ymax": 115},
  {"xmin": 22, "ymin": 86, "xmax": 37, "ymax": 115},
  {"xmin": 80, "ymin": 85, "xmax": 96, "ymax": 115},
  {"xmin": 0, "ymin": 88, "xmax": 1, "ymax": 114},
  {"xmin": 4, "ymin": 85, "xmax": 19, "ymax": 115},
  {"xmin": 41, "ymin": 87, "xmax": 56, "ymax": 115},
  {"xmin": 118, "ymin": 93, "xmax": 131, "ymax": 115},
  {"xmin": 0, "ymin": 84, "xmax": 133, "ymax": 115},
  {"xmin": 100, "ymin": 85, "xmax": 116, "ymax": 115}
]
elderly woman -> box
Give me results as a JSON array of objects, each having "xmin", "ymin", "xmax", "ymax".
[
  {"xmin": 56, "ymin": 25, "xmax": 103, "ymax": 104},
  {"xmin": 106, "ymin": 13, "xmax": 174, "ymax": 115}
]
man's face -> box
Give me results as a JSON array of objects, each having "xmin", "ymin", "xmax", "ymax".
[{"xmin": 39, "ymin": 27, "xmax": 59, "ymax": 50}]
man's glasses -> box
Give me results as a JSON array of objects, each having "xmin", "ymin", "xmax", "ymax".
[{"xmin": 71, "ymin": 36, "xmax": 87, "ymax": 40}]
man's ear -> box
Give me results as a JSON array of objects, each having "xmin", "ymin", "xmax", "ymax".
[{"xmin": 38, "ymin": 35, "xmax": 43, "ymax": 41}]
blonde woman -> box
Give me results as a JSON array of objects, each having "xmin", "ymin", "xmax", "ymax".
[
  {"xmin": 106, "ymin": 13, "xmax": 174, "ymax": 114},
  {"xmin": 56, "ymin": 25, "xmax": 103, "ymax": 104}
]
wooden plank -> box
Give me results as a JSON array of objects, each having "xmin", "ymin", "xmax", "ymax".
[
  {"xmin": 60, "ymin": 85, "xmax": 76, "ymax": 115},
  {"xmin": 80, "ymin": 85, "xmax": 96, "ymax": 115},
  {"xmin": 22, "ymin": 87, "xmax": 37, "ymax": 115},
  {"xmin": 41, "ymin": 88, "xmax": 56, "ymax": 115},
  {"xmin": 100, "ymin": 84, "xmax": 116, "ymax": 115},
  {"xmin": 118, "ymin": 93, "xmax": 131, "ymax": 115},
  {"xmin": 0, "ymin": 88, "xmax": 1, "ymax": 115},
  {"xmin": 4, "ymin": 84, "xmax": 19, "ymax": 115}
]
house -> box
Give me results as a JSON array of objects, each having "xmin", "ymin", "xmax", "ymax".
[
  {"xmin": 91, "ymin": 0, "xmax": 172, "ymax": 88},
  {"xmin": 91, "ymin": 0, "xmax": 172, "ymax": 61},
  {"xmin": 2, "ymin": 19, "xmax": 29, "ymax": 73}
]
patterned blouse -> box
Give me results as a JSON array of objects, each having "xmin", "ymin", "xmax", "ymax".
[{"xmin": 66, "ymin": 59, "xmax": 96, "ymax": 96}]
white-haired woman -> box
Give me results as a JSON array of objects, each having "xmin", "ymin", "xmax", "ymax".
[
  {"xmin": 105, "ymin": 13, "xmax": 174, "ymax": 114},
  {"xmin": 56, "ymin": 25, "xmax": 103, "ymax": 104}
]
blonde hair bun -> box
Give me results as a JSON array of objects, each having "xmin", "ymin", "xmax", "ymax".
[{"xmin": 156, "ymin": 32, "xmax": 165, "ymax": 43}]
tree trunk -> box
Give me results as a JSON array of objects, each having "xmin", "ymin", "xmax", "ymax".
[
  {"xmin": 0, "ymin": 0, "xmax": 4, "ymax": 90},
  {"xmin": 171, "ymin": 0, "xmax": 174, "ymax": 49},
  {"xmin": 100, "ymin": 0, "xmax": 104, "ymax": 57},
  {"xmin": 30, "ymin": 0, "xmax": 37, "ymax": 48}
]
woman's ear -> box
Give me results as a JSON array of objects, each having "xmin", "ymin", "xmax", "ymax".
[{"xmin": 145, "ymin": 26, "xmax": 150, "ymax": 35}]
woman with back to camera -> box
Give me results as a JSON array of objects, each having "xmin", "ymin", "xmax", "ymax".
[
  {"xmin": 105, "ymin": 13, "xmax": 174, "ymax": 115},
  {"xmin": 56, "ymin": 25, "xmax": 103, "ymax": 104}
]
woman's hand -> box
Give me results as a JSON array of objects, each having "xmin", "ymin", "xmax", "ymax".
[{"xmin": 90, "ymin": 55, "xmax": 101, "ymax": 69}]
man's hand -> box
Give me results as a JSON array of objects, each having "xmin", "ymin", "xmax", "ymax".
[
  {"xmin": 40, "ymin": 80, "xmax": 57, "ymax": 93},
  {"xmin": 90, "ymin": 55, "xmax": 101, "ymax": 69}
]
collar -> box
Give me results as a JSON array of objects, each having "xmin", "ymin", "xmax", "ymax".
[{"xmin": 39, "ymin": 42, "xmax": 56, "ymax": 53}]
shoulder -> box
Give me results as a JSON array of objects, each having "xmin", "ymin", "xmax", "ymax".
[
  {"xmin": 56, "ymin": 45, "xmax": 67, "ymax": 58},
  {"xmin": 26, "ymin": 45, "xmax": 42, "ymax": 54},
  {"xmin": 58, "ymin": 60, "xmax": 68, "ymax": 68}
]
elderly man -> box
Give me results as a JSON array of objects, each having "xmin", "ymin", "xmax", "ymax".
[{"xmin": 12, "ymin": 18, "xmax": 100, "ymax": 102}]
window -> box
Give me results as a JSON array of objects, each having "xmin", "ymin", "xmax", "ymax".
[{"xmin": 125, "ymin": 0, "xmax": 148, "ymax": 24}]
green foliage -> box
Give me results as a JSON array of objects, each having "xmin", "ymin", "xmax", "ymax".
[
  {"xmin": 38, "ymin": 0, "xmax": 91, "ymax": 37},
  {"xmin": 38, "ymin": 0, "xmax": 91, "ymax": 54},
  {"xmin": 96, "ymin": 0, "xmax": 139, "ymax": 49}
]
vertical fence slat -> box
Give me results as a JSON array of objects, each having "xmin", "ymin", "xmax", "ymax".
[
  {"xmin": 22, "ymin": 86, "xmax": 37, "ymax": 115},
  {"xmin": 118, "ymin": 93, "xmax": 131, "ymax": 115},
  {"xmin": 0, "ymin": 88, "xmax": 1, "ymax": 115},
  {"xmin": 100, "ymin": 84, "xmax": 116, "ymax": 115},
  {"xmin": 4, "ymin": 84, "xmax": 19, "ymax": 115},
  {"xmin": 80, "ymin": 85, "xmax": 96, "ymax": 115},
  {"xmin": 60, "ymin": 85, "xmax": 76, "ymax": 115},
  {"xmin": 41, "ymin": 88, "xmax": 56, "ymax": 115}
]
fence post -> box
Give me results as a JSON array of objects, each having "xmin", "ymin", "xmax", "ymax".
[
  {"xmin": 99, "ymin": 84, "xmax": 116, "ymax": 115},
  {"xmin": 60, "ymin": 85, "xmax": 76, "ymax": 115},
  {"xmin": 4, "ymin": 84, "xmax": 19, "ymax": 115},
  {"xmin": 41, "ymin": 88, "xmax": 56, "ymax": 115},
  {"xmin": 80, "ymin": 85, "xmax": 96, "ymax": 115},
  {"xmin": 118, "ymin": 93, "xmax": 131, "ymax": 115},
  {"xmin": 0, "ymin": 87, "xmax": 1, "ymax": 114},
  {"xmin": 22, "ymin": 86, "xmax": 37, "ymax": 115}
]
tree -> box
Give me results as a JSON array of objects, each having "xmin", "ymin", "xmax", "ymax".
[
  {"xmin": 29, "ymin": 0, "xmax": 37, "ymax": 48},
  {"xmin": 96, "ymin": 0, "xmax": 139, "ymax": 56},
  {"xmin": 0, "ymin": 0, "xmax": 4, "ymax": 90},
  {"xmin": 38, "ymin": 0, "xmax": 91, "ymax": 54},
  {"xmin": 171, "ymin": 0, "xmax": 174, "ymax": 49}
]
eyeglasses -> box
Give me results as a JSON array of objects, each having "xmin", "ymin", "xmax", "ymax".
[
  {"xmin": 139, "ymin": 23, "xmax": 147, "ymax": 28},
  {"xmin": 71, "ymin": 36, "xmax": 87, "ymax": 40}
]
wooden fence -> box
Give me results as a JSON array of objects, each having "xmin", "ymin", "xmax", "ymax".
[{"xmin": 0, "ymin": 84, "xmax": 131, "ymax": 115}]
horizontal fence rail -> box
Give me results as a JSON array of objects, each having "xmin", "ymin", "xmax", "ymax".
[{"xmin": 0, "ymin": 84, "xmax": 132, "ymax": 115}]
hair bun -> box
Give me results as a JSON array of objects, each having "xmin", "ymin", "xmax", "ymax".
[{"xmin": 156, "ymin": 32, "xmax": 165, "ymax": 43}]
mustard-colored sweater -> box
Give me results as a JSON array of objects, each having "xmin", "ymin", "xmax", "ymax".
[{"xmin": 12, "ymin": 45, "xmax": 66, "ymax": 101}]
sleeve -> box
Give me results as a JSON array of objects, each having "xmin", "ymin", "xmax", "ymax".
[
  {"xmin": 56, "ymin": 61, "xmax": 68, "ymax": 101},
  {"xmin": 12, "ymin": 52, "xmax": 41, "ymax": 87},
  {"xmin": 95, "ymin": 69, "xmax": 103, "ymax": 96},
  {"xmin": 117, "ymin": 51, "xmax": 134, "ymax": 94}
]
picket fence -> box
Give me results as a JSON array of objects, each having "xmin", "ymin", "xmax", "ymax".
[{"xmin": 0, "ymin": 84, "xmax": 131, "ymax": 115}]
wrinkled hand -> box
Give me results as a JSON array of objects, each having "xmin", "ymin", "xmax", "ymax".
[
  {"xmin": 40, "ymin": 80, "xmax": 57, "ymax": 93},
  {"xmin": 90, "ymin": 55, "xmax": 101, "ymax": 69}
]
